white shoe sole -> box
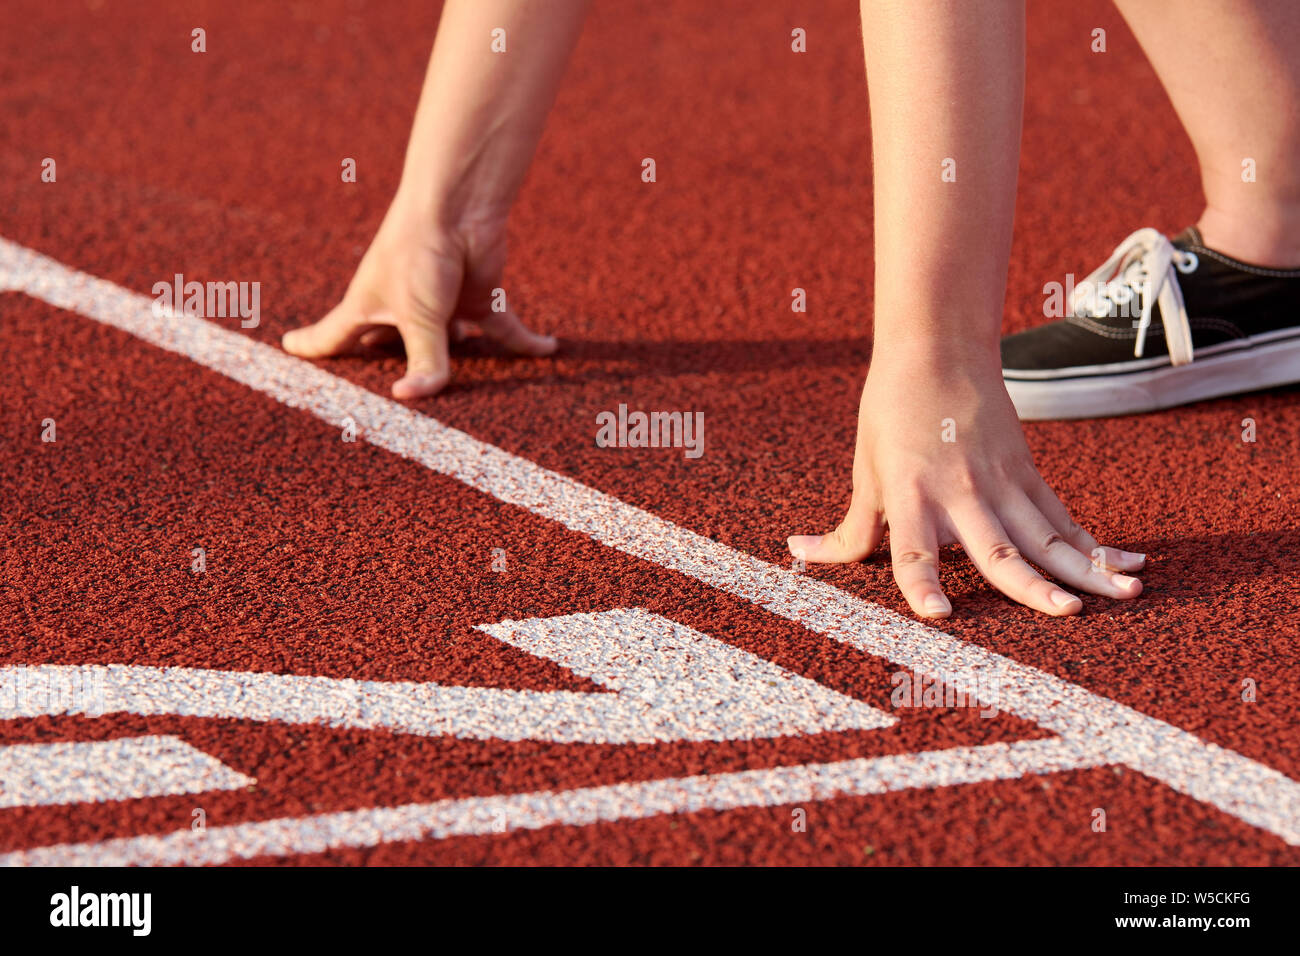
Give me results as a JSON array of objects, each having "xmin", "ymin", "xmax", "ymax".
[{"xmin": 1004, "ymin": 335, "xmax": 1300, "ymax": 420}]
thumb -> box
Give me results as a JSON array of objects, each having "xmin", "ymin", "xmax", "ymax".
[{"xmin": 788, "ymin": 490, "xmax": 884, "ymax": 564}]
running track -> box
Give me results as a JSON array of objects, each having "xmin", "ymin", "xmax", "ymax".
[{"xmin": 1, "ymin": 0, "xmax": 1297, "ymax": 865}]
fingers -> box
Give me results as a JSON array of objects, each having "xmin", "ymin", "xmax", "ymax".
[
  {"xmin": 454, "ymin": 228, "xmax": 557, "ymax": 357},
  {"xmin": 391, "ymin": 317, "xmax": 452, "ymax": 400},
  {"xmin": 282, "ymin": 301, "xmax": 373, "ymax": 359},
  {"xmin": 1027, "ymin": 481, "xmax": 1145, "ymax": 573},
  {"xmin": 477, "ymin": 309, "xmax": 558, "ymax": 356},
  {"xmin": 885, "ymin": 507, "xmax": 950, "ymax": 619},
  {"xmin": 359, "ymin": 327, "xmax": 401, "ymax": 349},
  {"xmin": 948, "ymin": 502, "xmax": 1083, "ymax": 616},
  {"xmin": 447, "ymin": 313, "xmax": 555, "ymax": 353},
  {"xmin": 788, "ymin": 489, "xmax": 884, "ymax": 565},
  {"xmin": 787, "ymin": 476, "xmax": 1146, "ymax": 618},
  {"xmin": 285, "ymin": 297, "xmax": 550, "ymax": 398},
  {"xmin": 288, "ymin": 303, "xmax": 452, "ymax": 399},
  {"xmin": 1000, "ymin": 492, "xmax": 1142, "ymax": 599}
]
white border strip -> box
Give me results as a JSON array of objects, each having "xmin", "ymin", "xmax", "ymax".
[
  {"xmin": 3, "ymin": 236, "xmax": 1298, "ymax": 858},
  {"xmin": 0, "ymin": 735, "xmax": 253, "ymax": 809},
  {"xmin": 0, "ymin": 738, "xmax": 1099, "ymax": 866}
]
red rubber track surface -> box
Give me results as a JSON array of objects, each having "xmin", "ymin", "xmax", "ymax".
[{"xmin": 1, "ymin": 0, "xmax": 1297, "ymax": 865}]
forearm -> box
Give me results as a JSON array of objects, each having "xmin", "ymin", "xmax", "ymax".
[
  {"xmin": 398, "ymin": 0, "xmax": 591, "ymax": 225},
  {"xmin": 861, "ymin": 0, "xmax": 1025, "ymax": 371}
]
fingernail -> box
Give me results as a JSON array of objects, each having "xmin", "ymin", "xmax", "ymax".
[
  {"xmin": 1051, "ymin": 590, "xmax": 1081, "ymax": 610},
  {"xmin": 787, "ymin": 534, "xmax": 818, "ymax": 555},
  {"xmin": 393, "ymin": 379, "xmax": 428, "ymax": 400},
  {"xmin": 924, "ymin": 594, "xmax": 951, "ymax": 616},
  {"xmin": 1111, "ymin": 573, "xmax": 1142, "ymax": 593},
  {"xmin": 396, "ymin": 372, "xmax": 446, "ymax": 394}
]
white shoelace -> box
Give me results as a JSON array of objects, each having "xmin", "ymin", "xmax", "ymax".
[{"xmin": 1067, "ymin": 227, "xmax": 1200, "ymax": 365}]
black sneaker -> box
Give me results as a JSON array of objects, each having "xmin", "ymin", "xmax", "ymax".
[{"xmin": 1001, "ymin": 227, "xmax": 1300, "ymax": 419}]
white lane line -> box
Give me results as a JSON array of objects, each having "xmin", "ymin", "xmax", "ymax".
[
  {"xmin": 0, "ymin": 611, "xmax": 893, "ymax": 744},
  {"xmin": 0, "ymin": 735, "xmax": 254, "ymax": 809},
  {"xmin": 2, "ymin": 236, "xmax": 1298, "ymax": 851},
  {"xmin": 0, "ymin": 737, "xmax": 1101, "ymax": 866}
]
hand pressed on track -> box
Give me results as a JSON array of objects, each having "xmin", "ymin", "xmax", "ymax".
[
  {"xmin": 788, "ymin": 356, "xmax": 1145, "ymax": 618},
  {"xmin": 282, "ymin": 207, "xmax": 555, "ymax": 399}
]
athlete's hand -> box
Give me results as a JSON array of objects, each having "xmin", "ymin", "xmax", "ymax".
[
  {"xmin": 788, "ymin": 353, "xmax": 1145, "ymax": 618},
  {"xmin": 282, "ymin": 204, "xmax": 556, "ymax": 399}
]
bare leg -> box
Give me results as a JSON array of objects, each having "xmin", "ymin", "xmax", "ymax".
[{"xmin": 1115, "ymin": 0, "xmax": 1300, "ymax": 266}]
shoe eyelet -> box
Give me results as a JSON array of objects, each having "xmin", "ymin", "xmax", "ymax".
[{"xmin": 1175, "ymin": 251, "xmax": 1199, "ymax": 274}]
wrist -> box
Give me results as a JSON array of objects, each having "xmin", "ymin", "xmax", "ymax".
[
  {"xmin": 393, "ymin": 172, "xmax": 512, "ymax": 228},
  {"xmin": 868, "ymin": 336, "xmax": 1003, "ymax": 381}
]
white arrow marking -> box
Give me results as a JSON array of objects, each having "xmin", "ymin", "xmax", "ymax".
[
  {"xmin": 0, "ymin": 609, "xmax": 892, "ymax": 745},
  {"xmin": 2, "ymin": 236, "xmax": 1297, "ymax": 853}
]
